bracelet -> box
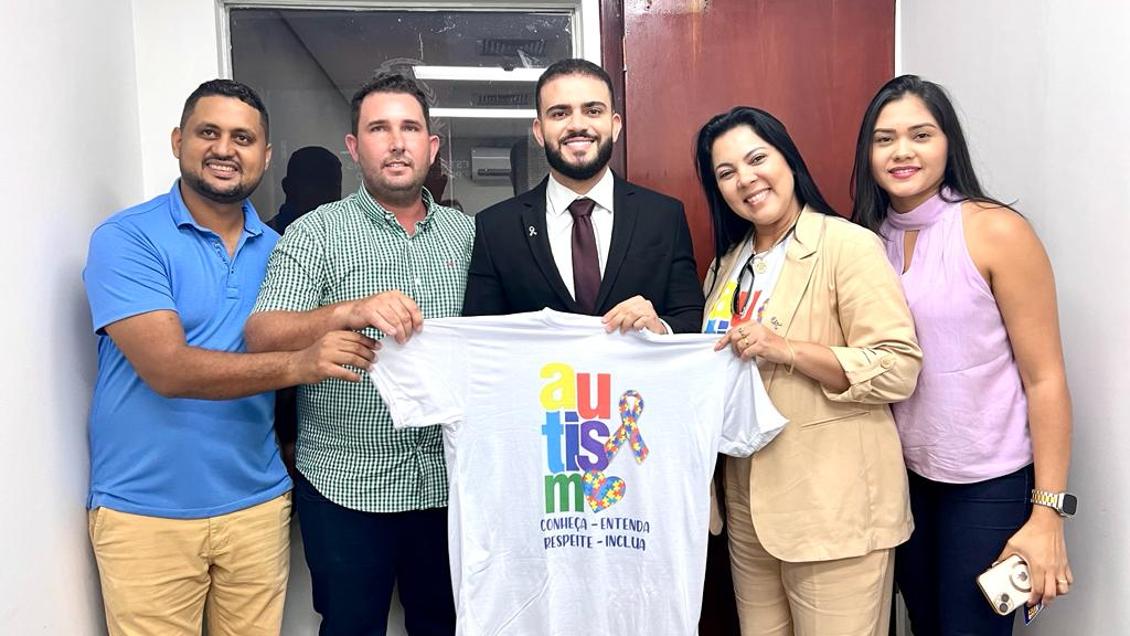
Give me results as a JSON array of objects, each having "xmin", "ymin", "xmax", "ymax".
[{"xmin": 784, "ymin": 338, "xmax": 796, "ymax": 375}]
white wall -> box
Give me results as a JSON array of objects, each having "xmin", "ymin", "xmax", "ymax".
[
  {"xmin": 901, "ymin": 2, "xmax": 1129, "ymax": 633},
  {"xmin": 131, "ymin": 0, "xmax": 223, "ymax": 198},
  {"xmin": 0, "ymin": 1, "xmax": 142, "ymax": 633}
]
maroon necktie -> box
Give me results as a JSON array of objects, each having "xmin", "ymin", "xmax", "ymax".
[{"xmin": 568, "ymin": 197, "xmax": 601, "ymax": 314}]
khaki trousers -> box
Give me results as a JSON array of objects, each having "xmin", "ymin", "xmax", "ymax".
[
  {"xmin": 89, "ymin": 493, "xmax": 291, "ymax": 636},
  {"xmin": 725, "ymin": 457, "xmax": 894, "ymax": 636}
]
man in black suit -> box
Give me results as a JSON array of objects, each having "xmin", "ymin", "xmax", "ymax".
[{"xmin": 463, "ymin": 59, "xmax": 704, "ymax": 333}]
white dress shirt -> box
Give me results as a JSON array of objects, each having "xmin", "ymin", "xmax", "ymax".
[{"xmin": 545, "ymin": 168, "xmax": 616, "ymax": 299}]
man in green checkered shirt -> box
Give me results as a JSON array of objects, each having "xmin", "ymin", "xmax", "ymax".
[{"xmin": 246, "ymin": 73, "xmax": 470, "ymax": 635}]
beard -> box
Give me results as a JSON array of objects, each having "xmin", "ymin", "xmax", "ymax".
[
  {"xmin": 544, "ymin": 134, "xmax": 613, "ymax": 181},
  {"xmin": 181, "ymin": 168, "xmax": 259, "ymax": 204}
]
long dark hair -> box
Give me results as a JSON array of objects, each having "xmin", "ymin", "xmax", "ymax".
[
  {"xmin": 695, "ymin": 106, "xmax": 837, "ymax": 293},
  {"xmin": 850, "ymin": 75, "xmax": 1012, "ymax": 234}
]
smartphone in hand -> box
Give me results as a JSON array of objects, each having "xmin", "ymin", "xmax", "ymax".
[
  {"xmin": 977, "ymin": 554, "xmax": 1031, "ymax": 616},
  {"xmin": 976, "ymin": 554, "xmax": 1045, "ymax": 624}
]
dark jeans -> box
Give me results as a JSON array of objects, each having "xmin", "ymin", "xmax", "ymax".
[
  {"xmin": 896, "ymin": 464, "xmax": 1034, "ymax": 636},
  {"xmin": 294, "ymin": 471, "xmax": 456, "ymax": 636}
]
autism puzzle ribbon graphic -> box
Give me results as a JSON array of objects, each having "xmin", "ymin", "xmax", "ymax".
[
  {"xmin": 582, "ymin": 390, "xmax": 649, "ymax": 512},
  {"xmin": 604, "ymin": 390, "xmax": 649, "ymax": 463}
]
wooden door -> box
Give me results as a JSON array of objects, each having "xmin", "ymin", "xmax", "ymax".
[
  {"xmin": 620, "ymin": 0, "xmax": 895, "ymax": 276},
  {"xmin": 603, "ymin": 2, "xmax": 896, "ymax": 633}
]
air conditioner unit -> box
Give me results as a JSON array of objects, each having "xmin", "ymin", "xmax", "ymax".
[{"xmin": 471, "ymin": 147, "xmax": 512, "ymax": 182}]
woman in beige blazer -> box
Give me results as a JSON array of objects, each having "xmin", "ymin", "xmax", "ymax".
[{"xmin": 694, "ymin": 106, "xmax": 922, "ymax": 636}]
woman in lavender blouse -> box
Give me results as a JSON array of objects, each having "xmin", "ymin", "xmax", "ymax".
[{"xmin": 850, "ymin": 75, "xmax": 1074, "ymax": 635}]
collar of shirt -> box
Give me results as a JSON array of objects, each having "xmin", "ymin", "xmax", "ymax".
[
  {"xmin": 545, "ymin": 168, "xmax": 615, "ymax": 218},
  {"xmin": 167, "ymin": 179, "xmax": 264, "ymax": 238},
  {"xmin": 355, "ymin": 183, "xmax": 439, "ymax": 232}
]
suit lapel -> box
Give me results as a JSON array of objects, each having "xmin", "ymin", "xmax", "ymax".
[
  {"xmin": 761, "ymin": 208, "xmax": 823, "ymax": 340},
  {"xmin": 520, "ymin": 179, "xmax": 580, "ymax": 311},
  {"xmin": 701, "ymin": 237, "xmax": 748, "ymax": 328},
  {"xmin": 595, "ymin": 176, "xmax": 638, "ymax": 311}
]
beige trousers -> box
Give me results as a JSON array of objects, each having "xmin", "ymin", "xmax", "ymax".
[
  {"xmin": 89, "ymin": 493, "xmax": 291, "ymax": 636},
  {"xmin": 725, "ymin": 457, "xmax": 894, "ymax": 636}
]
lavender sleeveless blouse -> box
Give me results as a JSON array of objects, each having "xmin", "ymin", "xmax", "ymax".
[{"xmin": 881, "ymin": 192, "xmax": 1031, "ymax": 483}]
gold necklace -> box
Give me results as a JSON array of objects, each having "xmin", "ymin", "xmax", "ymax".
[
  {"xmin": 751, "ymin": 223, "xmax": 797, "ymax": 275},
  {"xmin": 751, "ymin": 253, "xmax": 771, "ymax": 275}
]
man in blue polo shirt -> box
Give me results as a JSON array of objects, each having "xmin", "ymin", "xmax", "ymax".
[{"xmin": 82, "ymin": 79, "xmax": 377, "ymax": 636}]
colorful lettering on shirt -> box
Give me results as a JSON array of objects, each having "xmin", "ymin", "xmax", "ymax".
[
  {"xmin": 367, "ymin": 309, "xmax": 789, "ymax": 629},
  {"xmin": 703, "ymin": 280, "xmax": 764, "ymax": 334},
  {"xmin": 539, "ymin": 363, "xmax": 649, "ymax": 516}
]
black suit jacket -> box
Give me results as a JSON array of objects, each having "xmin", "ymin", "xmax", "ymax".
[{"xmin": 462, "ymin": 175, "xmax": 705, "ymax": 333}]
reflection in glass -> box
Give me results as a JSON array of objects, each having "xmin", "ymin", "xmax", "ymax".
[{"xmin": 230, "ymin": 9, "xmax": 574, "ymax": 219}]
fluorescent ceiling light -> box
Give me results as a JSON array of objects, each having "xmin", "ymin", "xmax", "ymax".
[
  {"xmin": 413, "ymin": 65, "xmax": 544, "ymax": 82},
  {"xmin": 432, "ymin": 108, "xmax": 537, "ymax": 119}
]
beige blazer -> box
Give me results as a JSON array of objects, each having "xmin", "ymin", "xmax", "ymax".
[{"xmin": 706, "ymin": 208, "xmax": 922, "ymax": 562}]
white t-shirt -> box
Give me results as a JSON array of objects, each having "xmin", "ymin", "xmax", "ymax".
[
  {"xmin": 703, "ymin": 235, "xmax": 791, "ymax": 335},
  {"xmin": 369, "ymin": 309, "xmax": 786, "ymax": 636}
]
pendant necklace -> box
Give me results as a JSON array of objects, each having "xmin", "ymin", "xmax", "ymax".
[{"xmin": 751, "ymin": 222, "xmax": 797, "ymax": 275}]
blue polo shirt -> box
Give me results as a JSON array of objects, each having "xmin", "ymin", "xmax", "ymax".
[{"xmin": 83, "ymin": 181, "xmax": 290, "ymax": 519}]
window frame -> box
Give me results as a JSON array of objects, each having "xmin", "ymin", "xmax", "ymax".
[{"xmin": 215, "ymin": 0, "xmax": 601, "ymax": 79}]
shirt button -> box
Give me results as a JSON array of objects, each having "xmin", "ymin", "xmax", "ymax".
[{"xmin": 880, "ymin": 357, "xmax": 894, "ymax": 369}]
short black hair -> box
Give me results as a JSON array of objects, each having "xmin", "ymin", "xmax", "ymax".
[
  {"xmin": 535, "ymin": 58, "xmax": 616, "ymax": 114},
  {"xmin": 180, "ymin": 79, "xmax": 269, "ymax": 139},
  {"xmin": 351, "ymin": 73, "xmax": 431, "ymax": 134}
]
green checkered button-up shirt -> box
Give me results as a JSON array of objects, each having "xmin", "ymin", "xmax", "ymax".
[{"xmin": 253, "ymin": 185, "xmax": 474, "ymax": 512}]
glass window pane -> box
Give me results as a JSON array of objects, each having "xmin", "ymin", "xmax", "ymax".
[{"xmin": 230, "ymin": 8, "xmax": 574, "ymax": 223}]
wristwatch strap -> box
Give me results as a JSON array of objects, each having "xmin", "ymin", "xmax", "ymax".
[{"xmin": 1031, "ymin": 489, "xmax": 1061, "ymax": 511}]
